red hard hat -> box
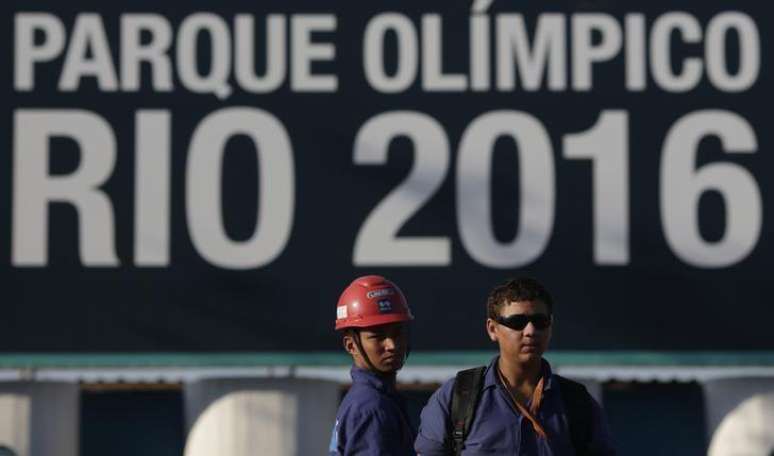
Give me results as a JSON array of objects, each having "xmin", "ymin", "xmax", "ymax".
[{"xmin": 335, "ymin": 275, "xmax": 414, "ymax": 330}]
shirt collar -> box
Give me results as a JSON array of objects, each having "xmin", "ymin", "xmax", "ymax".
[
  {"xmin": 350, "ymin": 366, "xmax": 397, "ymax": 393},
  {"xmin": 483, "ymin": 355, "xmax": 555, "ymax": 391}
]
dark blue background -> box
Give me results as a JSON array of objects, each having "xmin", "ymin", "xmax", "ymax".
[{"xmin": 2, "ymin": 0, "xmax": 771, "ymax": 351}]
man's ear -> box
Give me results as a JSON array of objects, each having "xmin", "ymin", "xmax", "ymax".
[
  {"xmin": 343, "ymin": 333, "xmax": 358, "ymax": 357},
  {"xmin": 486, "ymin": 318, "xmax": 498, "ymax": 342}
]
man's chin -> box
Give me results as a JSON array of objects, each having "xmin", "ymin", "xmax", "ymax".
[
  {"xmin": 378, "ymin": 357, "xmax": 404, "ymax": 372},
  {"xmin": 517, "ymin": 350, "xmax": 543, "ymax": 362}
]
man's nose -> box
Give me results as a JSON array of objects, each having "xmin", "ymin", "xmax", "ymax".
[
  {"xmin": 383, "ymin": 337, "xmax": 397, "ymax": 351},
  {"xmin": 523, "ymin": 322, "xmax": 537, "ymax": 336}
]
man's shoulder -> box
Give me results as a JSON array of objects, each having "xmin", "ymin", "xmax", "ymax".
[
  {"xmin": 422, "ymin": 367, "xmax": 486, "ymax": 420},
  {"xmin": 431, "ymin": 376, "xmax": 457, "ymax": 407},
  {"xmin": 552, "ymin": 373, "xmax": 586, "ymax": 388},
  {"xmin": 552, "ymin": 374, "xmax": 594, "ymax": 404},
  {"xmin": 340, "ymin": 383, "xmax": 385, "ymax": 410},
  {"xmin": 337, "ymin": 384, "xmax": 403, "ymax": 423}
]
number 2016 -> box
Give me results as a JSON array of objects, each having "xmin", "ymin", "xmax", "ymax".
[{"xmin": 353, "ymin": 110, "xmax": 760, "ymax": 268}]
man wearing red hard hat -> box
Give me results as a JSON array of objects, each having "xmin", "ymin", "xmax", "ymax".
[{"xmin": 328, "ymin": 275, "xmax": 416, "ymax": 456}]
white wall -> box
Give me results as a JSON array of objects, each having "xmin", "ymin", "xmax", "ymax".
[
  {"xmin": 0, "ymin": 382, "xmax": 79, "ymax": 456},
  {"xmin": 184, "ymin": 378, "xmax": 340, "ymax": 456}
]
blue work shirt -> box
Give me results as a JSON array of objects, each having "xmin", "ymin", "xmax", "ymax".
[
  {"xmin": 415, "ymin": 357, "xmax": 615, "ymax": 456},
  {"xmin": 330, "ymin": 366, "xmax": 416, "ymax": 456}
]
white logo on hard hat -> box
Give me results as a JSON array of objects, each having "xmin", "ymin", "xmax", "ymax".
[
  {"xmin": 377, "ymin": 300, "xmax": 392, "ymax": 313},
  {"xmin": 366, "ymin": 288, "xmax": 394, "ymax": 299},
  {"xmin": 337, "ymin": 306, "xmax": 347, "ymax": 319}
]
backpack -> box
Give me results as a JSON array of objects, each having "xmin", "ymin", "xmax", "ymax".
[{"xmin": 448, "ymin": 366, "xmax": 594, "ymax": 456}]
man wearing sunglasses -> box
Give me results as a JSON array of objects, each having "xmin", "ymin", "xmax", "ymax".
[
  {"xmin": 329, "ymin": 275, "xmax": 416, "ymax": 456},
  {"xmin": 415, "ymin": 277, "xmax": 615, "ymax": 455}
]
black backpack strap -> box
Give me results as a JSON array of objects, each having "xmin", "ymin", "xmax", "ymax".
[
  {"xmin": 556, "ymin": 375, "xmax": 594, "ymax": 456},
  {"xmin": 449, "ymin": 366, "xmax": 486, "ymax": 456}
]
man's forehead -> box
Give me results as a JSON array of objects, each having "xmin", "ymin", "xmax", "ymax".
[{"xmin": 501, "ymin": 299, "xmax": 548, "ymax": 313}]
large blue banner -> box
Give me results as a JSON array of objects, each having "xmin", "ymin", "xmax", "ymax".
[{"xmin": 2, "ymin": 0, "xmax": 771, "ymax": 352}]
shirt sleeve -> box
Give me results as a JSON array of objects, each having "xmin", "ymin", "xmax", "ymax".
[
  {"xmin": 588, "ymin": 397, "xmax": 617, "ymax": 456},
  {"xmin": 342, "ymin": 406, "xmax": 411, "ymax": 456},
  {"xmin": 414, "ymin": 379, "xmax": 454, "ymax": 456}
]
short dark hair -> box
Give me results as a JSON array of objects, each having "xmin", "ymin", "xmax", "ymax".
[{"xmin": 487, "ymin": 277, "xmax": 553, "ymax": 319}]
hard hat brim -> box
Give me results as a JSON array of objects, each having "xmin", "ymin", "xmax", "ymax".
[{"xmin": 335, "ymin": 312, "xmax": 413, "ymax": 331}]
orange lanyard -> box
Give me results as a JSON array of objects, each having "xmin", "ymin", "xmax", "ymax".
[{"xmin": 496, "ymin": 368, "xmax": 548, "ymax": 439}]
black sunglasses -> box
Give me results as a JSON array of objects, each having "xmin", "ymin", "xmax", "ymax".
[{"xmin": 493, "ymin": 313, "xmax": 551, "ymax": 331}]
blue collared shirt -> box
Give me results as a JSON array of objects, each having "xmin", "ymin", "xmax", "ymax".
[
  {"xmin": 330, "ymin": 366, "xmax": 416, "ymax": 456},
  {"xmin": 415, "ymin": 357, "xmax": 615, "ymax": 456}
]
